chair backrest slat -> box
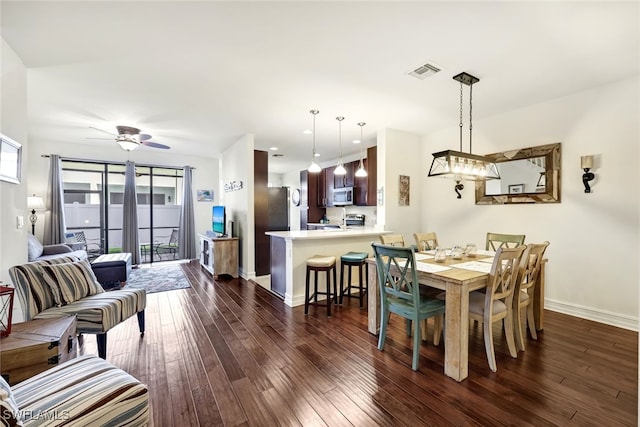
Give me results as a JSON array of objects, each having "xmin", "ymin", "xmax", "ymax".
[
  {"xmin": 372, "ymin": 243, "xmax": 419, "ymax": 305},
  {"xmin": 486, "ymin": 232, "xmax": 526, "ymax": 251},
  {"xmin": 413, "ymin": 232, "xmax": 439, "ymax": 251},
  {"xmin": 379, "ymin": 234, "xmax": 405, "ymax": 247}
]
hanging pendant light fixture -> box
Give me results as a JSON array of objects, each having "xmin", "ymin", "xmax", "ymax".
[
  {"xmin": 308, "ymin": 109, "xmax": 321, "ymax": 173},
  {"xmin": 334, "ymin": 116, "xmax": 346, "ymax": 175},
  {"xmin": 427, "ymin": 72, "xmax": 499, "ymax": 182},
  {"xmin": 355, "ymin": 122, "xmax": 367, "ymax": 177}
]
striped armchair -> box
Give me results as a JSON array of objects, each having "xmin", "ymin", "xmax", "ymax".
[
  {"xmin": 9, "ymin": 257, "xmax": 146, "ymax": 359},
  {"xmin": 1, "ymin": 355, "xmax": 149, "ymax": 426}
]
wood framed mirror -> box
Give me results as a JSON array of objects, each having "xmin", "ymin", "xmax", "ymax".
[{"xmin": 475, "ymin": 143, "xmax": 561, "ymax": 204}]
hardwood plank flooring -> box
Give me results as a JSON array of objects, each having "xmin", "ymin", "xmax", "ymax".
[{"xmin": 79, "ymin": 261, "xmax": 638, "ymax": 426}]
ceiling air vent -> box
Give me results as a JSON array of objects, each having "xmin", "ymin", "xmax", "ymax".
[{"xmin": 408, "ymin": 62, "xmax": 441, "ymax": 80}]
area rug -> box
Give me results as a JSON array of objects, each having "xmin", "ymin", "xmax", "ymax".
[{"xmin": 126, "ymin": 264, "xmax": 191, "ymax": 294}]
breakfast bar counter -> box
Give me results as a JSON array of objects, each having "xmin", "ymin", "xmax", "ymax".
[{"xmin": 266, "ymin": 228, "xmax": 390, "ymax": 307}]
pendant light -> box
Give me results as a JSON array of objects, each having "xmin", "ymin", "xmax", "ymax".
[
  {"xmin": 355, "ymin": 122, "xmax": 367, "ymax": 177},
  {"xmin": 308, "ymin": 109, "xmax": 321, "ymax": 173},
  {"xmin": 334, "ymin": 116, "xmax": 346, "ymax": 175},
  {"xmin": 427, "ymin": 72, "xmax": 499, "ymax": 182}
]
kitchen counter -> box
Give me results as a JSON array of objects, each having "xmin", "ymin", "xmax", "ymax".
[
  {"xmin": 267, "ymin": 227, "xmax": 390, "ymax": 306},
  {"xmin": 266, "ymin": 227, "xmax": 383, "ymax": 241}
]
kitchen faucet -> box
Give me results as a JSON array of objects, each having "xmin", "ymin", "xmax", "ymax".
[{"xmin": 342, "ymin": 207, "xmax": 347, "ymax": 229}]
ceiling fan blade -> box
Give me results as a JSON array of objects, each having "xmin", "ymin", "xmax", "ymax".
[
  {"xmin": 141, "ymin": 141, "xmax": 170, "ymax": 149},
  {"xmin": 139, "ymin": 133, "xmax": 152, "ymax": 141},
  {"xmin": 86, "ymin": 137, "xmax": 114, "ymax": 140},
  {"xmin": 89, "ymin": 126, "xmax": 117, "ymax": 136}
]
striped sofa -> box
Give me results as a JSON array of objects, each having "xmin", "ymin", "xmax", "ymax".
[
  {"xmin": 1, "ymin": 355, "xmax": 148, "ymax": 426},
  {"xmin": 9, "ymin": 256, "xmax": 146, "ymax": 359}
]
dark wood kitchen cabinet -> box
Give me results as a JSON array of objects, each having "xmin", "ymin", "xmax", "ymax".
[
  {"xmin": 318, "ymin": 166, "xmax": 335, "ymax": 207},
  {"xmin": 334, "ymin": 162, "xmax": 354, "ymax": 188},
  {"xmin": 300, "ymin": 170, "xmax": 325, "ymax": 228},
  {"xmin": 354, "ymin": 146, "xmax": 377, "ymax": 206}
]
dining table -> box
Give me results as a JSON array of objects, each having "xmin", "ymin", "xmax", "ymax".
[{"xmin": 366, "ymin": 248, "xmax": 546, "ymax": 382}]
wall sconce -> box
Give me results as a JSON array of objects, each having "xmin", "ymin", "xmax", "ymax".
[{"xmin": 581, "ymin": 155, "xmax": 595, "ymax": 193}]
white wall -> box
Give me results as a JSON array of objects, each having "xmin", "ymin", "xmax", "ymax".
[
  {"xmin": 0, "ymin": 38, "xmax": 28, "ymax": 322},
  {"xmin": 220, "ymin": 134, "xmax": 254, "ymax": 279},
  {"xmin": 422, "ymin": 76, "xmax": 639, "ymax": 330},
  {"xmin": 26, "ymin": 141, "xmax": 219, "ymax": 258},
  {"xmin": 377, "ymin": 128, "xmax": 423, "ymax": 239}
]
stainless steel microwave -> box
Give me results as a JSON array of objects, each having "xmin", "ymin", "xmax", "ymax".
[{"xmin": 333, "ymin": 187, "xmax": 353, "ymax": 206}]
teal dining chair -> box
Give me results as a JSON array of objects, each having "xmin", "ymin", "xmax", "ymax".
[{"xmin": 371, "ymin": 242, "xmax": 446, "ymax": 371}]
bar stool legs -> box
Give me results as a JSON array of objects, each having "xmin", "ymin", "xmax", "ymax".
[
  {"xmin": 304, "ymin": 255, "xmax": 337, "ymax": 317},
  {"xmin": 339, "ymin": 252, "xmax": 369, "ymax": 308}
]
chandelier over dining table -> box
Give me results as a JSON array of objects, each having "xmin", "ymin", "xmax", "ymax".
[{"xmin": 427, "ymin": 72, "xmax": 500, "ymax": 182}]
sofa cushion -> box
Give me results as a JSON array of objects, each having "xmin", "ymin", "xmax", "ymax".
[
  {"xmin": 42, "ymin": 260, "xmax": 104, "ymax": 306},
  {"xmin": 34, "ymin": 289, "xmax": 145, "ymax": 334},
  {"xmin": 26, "ymin": 234, "xmax": 43, "ymax": 262},
  {"xmin": 0, "ymin": 374, "xmax": 22, "ymax": 426},
  {"xmin": 8, "ymin": 257, "xmax": 80, "ymax": 318},
  {"xmin": 12, "ymin": 355, "xmax": 148, "ymax": 427}
]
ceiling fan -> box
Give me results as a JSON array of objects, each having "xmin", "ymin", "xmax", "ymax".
[{"xmin": 89, "ymin": 125, "xmax": 170, "ymax": 151}]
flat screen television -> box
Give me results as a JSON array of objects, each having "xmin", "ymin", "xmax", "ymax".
[{"xmin": 212, "ymin": 205, "xmax": 226, "ymax": 237}]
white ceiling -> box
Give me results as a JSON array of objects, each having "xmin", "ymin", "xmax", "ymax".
[{"xmin": 2, "ymin": 1, "xmax": 638, "ymax": 173}]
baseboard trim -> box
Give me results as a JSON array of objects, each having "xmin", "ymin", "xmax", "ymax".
[{"xmin": 545, "ymin": 299, "xmax": 639, "ymax": 332}]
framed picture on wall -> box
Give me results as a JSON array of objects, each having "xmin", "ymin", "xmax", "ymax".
[
  {"xmin": 0, "ymin": 134, "xmax": 22, "ymax": 184},
  {"xmin": 197, "ymin": 189, "xmax": 214, "ymax": 202},
  {"xmin": 508, "ymin": 184, "xmax": 525, "ymax": 194}
]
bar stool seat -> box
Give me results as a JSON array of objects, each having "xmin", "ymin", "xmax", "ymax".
[
  {"xmin": 305, "ymin": 255, "xmax": 337, "ymax": 316},
  {"xmin": 339, "ymin": 251, "xmax": 369, "ymax": 308}
]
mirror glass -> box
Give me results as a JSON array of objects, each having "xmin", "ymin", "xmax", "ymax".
[
  {"xmin": 485, "ymin": 156, "xmax": 546, "ymax": 195},
  {"xmin": 475, "ymin": 143, "xmax": 561, "ymax": 204}
]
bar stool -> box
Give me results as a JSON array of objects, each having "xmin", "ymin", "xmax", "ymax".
[
  {"xmin": 304, "ymin": 255, "xmax": 337, "ymax": 316},
  {"xmin": 339, "ymin": 251, "xmax": 369, "ymax": 308}
]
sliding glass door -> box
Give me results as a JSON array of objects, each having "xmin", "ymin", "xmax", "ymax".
[{"xmin": 61, "ymin": 160, "xmax": 184, "ymax": 263}]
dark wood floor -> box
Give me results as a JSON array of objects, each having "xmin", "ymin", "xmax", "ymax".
[{"xmin": 80, "ymin": 261, "xmax": 638, "ymax": 426}]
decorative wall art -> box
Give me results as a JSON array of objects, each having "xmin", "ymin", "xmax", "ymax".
[
  {"xmin": 197, "ymin": 189, "xmax": 214, "ymax": 202},
  {"xmin": 508, "ymin": 184, "xmax": 525, "ymax": 194},
  {"xmin": 0, "ymin": 134, "xmax": 22, "ymax": 184},
  {"xmin": 399, "ymin": 175, "xmax": 410, "ymax": 206}
]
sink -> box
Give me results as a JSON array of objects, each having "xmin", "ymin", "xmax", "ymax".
[{"xmin": 323, "ymin": 225, "xmax": 351, "ymax": 231}]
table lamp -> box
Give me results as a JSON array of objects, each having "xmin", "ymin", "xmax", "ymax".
[{"xmin": 27, "ymin": 195, "xmax": 45, "ymax": 235}]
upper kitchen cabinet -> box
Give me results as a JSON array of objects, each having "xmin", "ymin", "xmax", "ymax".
[
  {"xmin": 300, "ymin": 170, "xmax": 325, "ymax": 228},
  {"xmin": 354, "ymin": 146, "xmax": 377, "ymax": 206},
  {"xmin": 317, "ymin": 166, "xmax": 335, "ymax": 207},
  {"xmin": 334, "ymin": 161, "xmax": 354, "ymax": 188}
]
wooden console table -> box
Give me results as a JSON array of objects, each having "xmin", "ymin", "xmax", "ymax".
[
  {"xmin": 0, "ymin": 316, "xmax": 77, "ymax": 385},
  {"xmin": 199, "ymin": 235, "xmax": 239, "ymax": 278}
]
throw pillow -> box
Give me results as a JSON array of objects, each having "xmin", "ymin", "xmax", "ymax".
[
  {"xmin": 0, "ymin": 375, "xmax": 22, "ymax": 427},
  {"xmin": 26, "ymin": 234, "xmax": 43, "ymax": 262},
  {"xmin": 42, "ymin": 260, "xmax": 104, "ymax": 306}
]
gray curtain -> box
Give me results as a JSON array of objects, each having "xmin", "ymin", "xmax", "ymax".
[
  {"xmin": 178, "ymin": 166, "xmax": 196, "ymax": 259},
  {"xmin": 44, "ymin": 155, "xmax": 67, "ymax": 245},
  {"xmin": 122, "ymin": 161, "xmax": 141, "ymax": 265}
]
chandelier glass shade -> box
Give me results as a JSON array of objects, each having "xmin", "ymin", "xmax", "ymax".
[{"xmin": 427, "ymin": 72, "xmax": 499, "ymax": 182}]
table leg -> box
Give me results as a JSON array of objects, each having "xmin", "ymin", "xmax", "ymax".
[
  {"xmin": 367, "ymin": 261, "xmax": 380, "ymax": 335},
  {"xmin": 533, "ymin": 260, "xmax": 546, "ymax": 331},
  {"xmin": 444, "ymin": 280, "xmax": 469, "ymax": 382}
]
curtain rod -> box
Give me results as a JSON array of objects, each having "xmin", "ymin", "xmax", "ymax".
[{"xmin": 41, "ymin": 154, "xmax": 195, "ymax": 169}]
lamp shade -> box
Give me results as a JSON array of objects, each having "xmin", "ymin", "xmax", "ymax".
[
  {"xmin": 0, "ymin": 285, "xmax": 15, "ymax": 337},
  {"xmin": 27, "ymin": 195, "xmax": 45, "ymax": 210}
]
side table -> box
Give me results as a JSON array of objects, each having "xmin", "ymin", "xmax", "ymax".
[{"xmin": 0, "ymin": 315, "xmax": 78, "ymax": 385}]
